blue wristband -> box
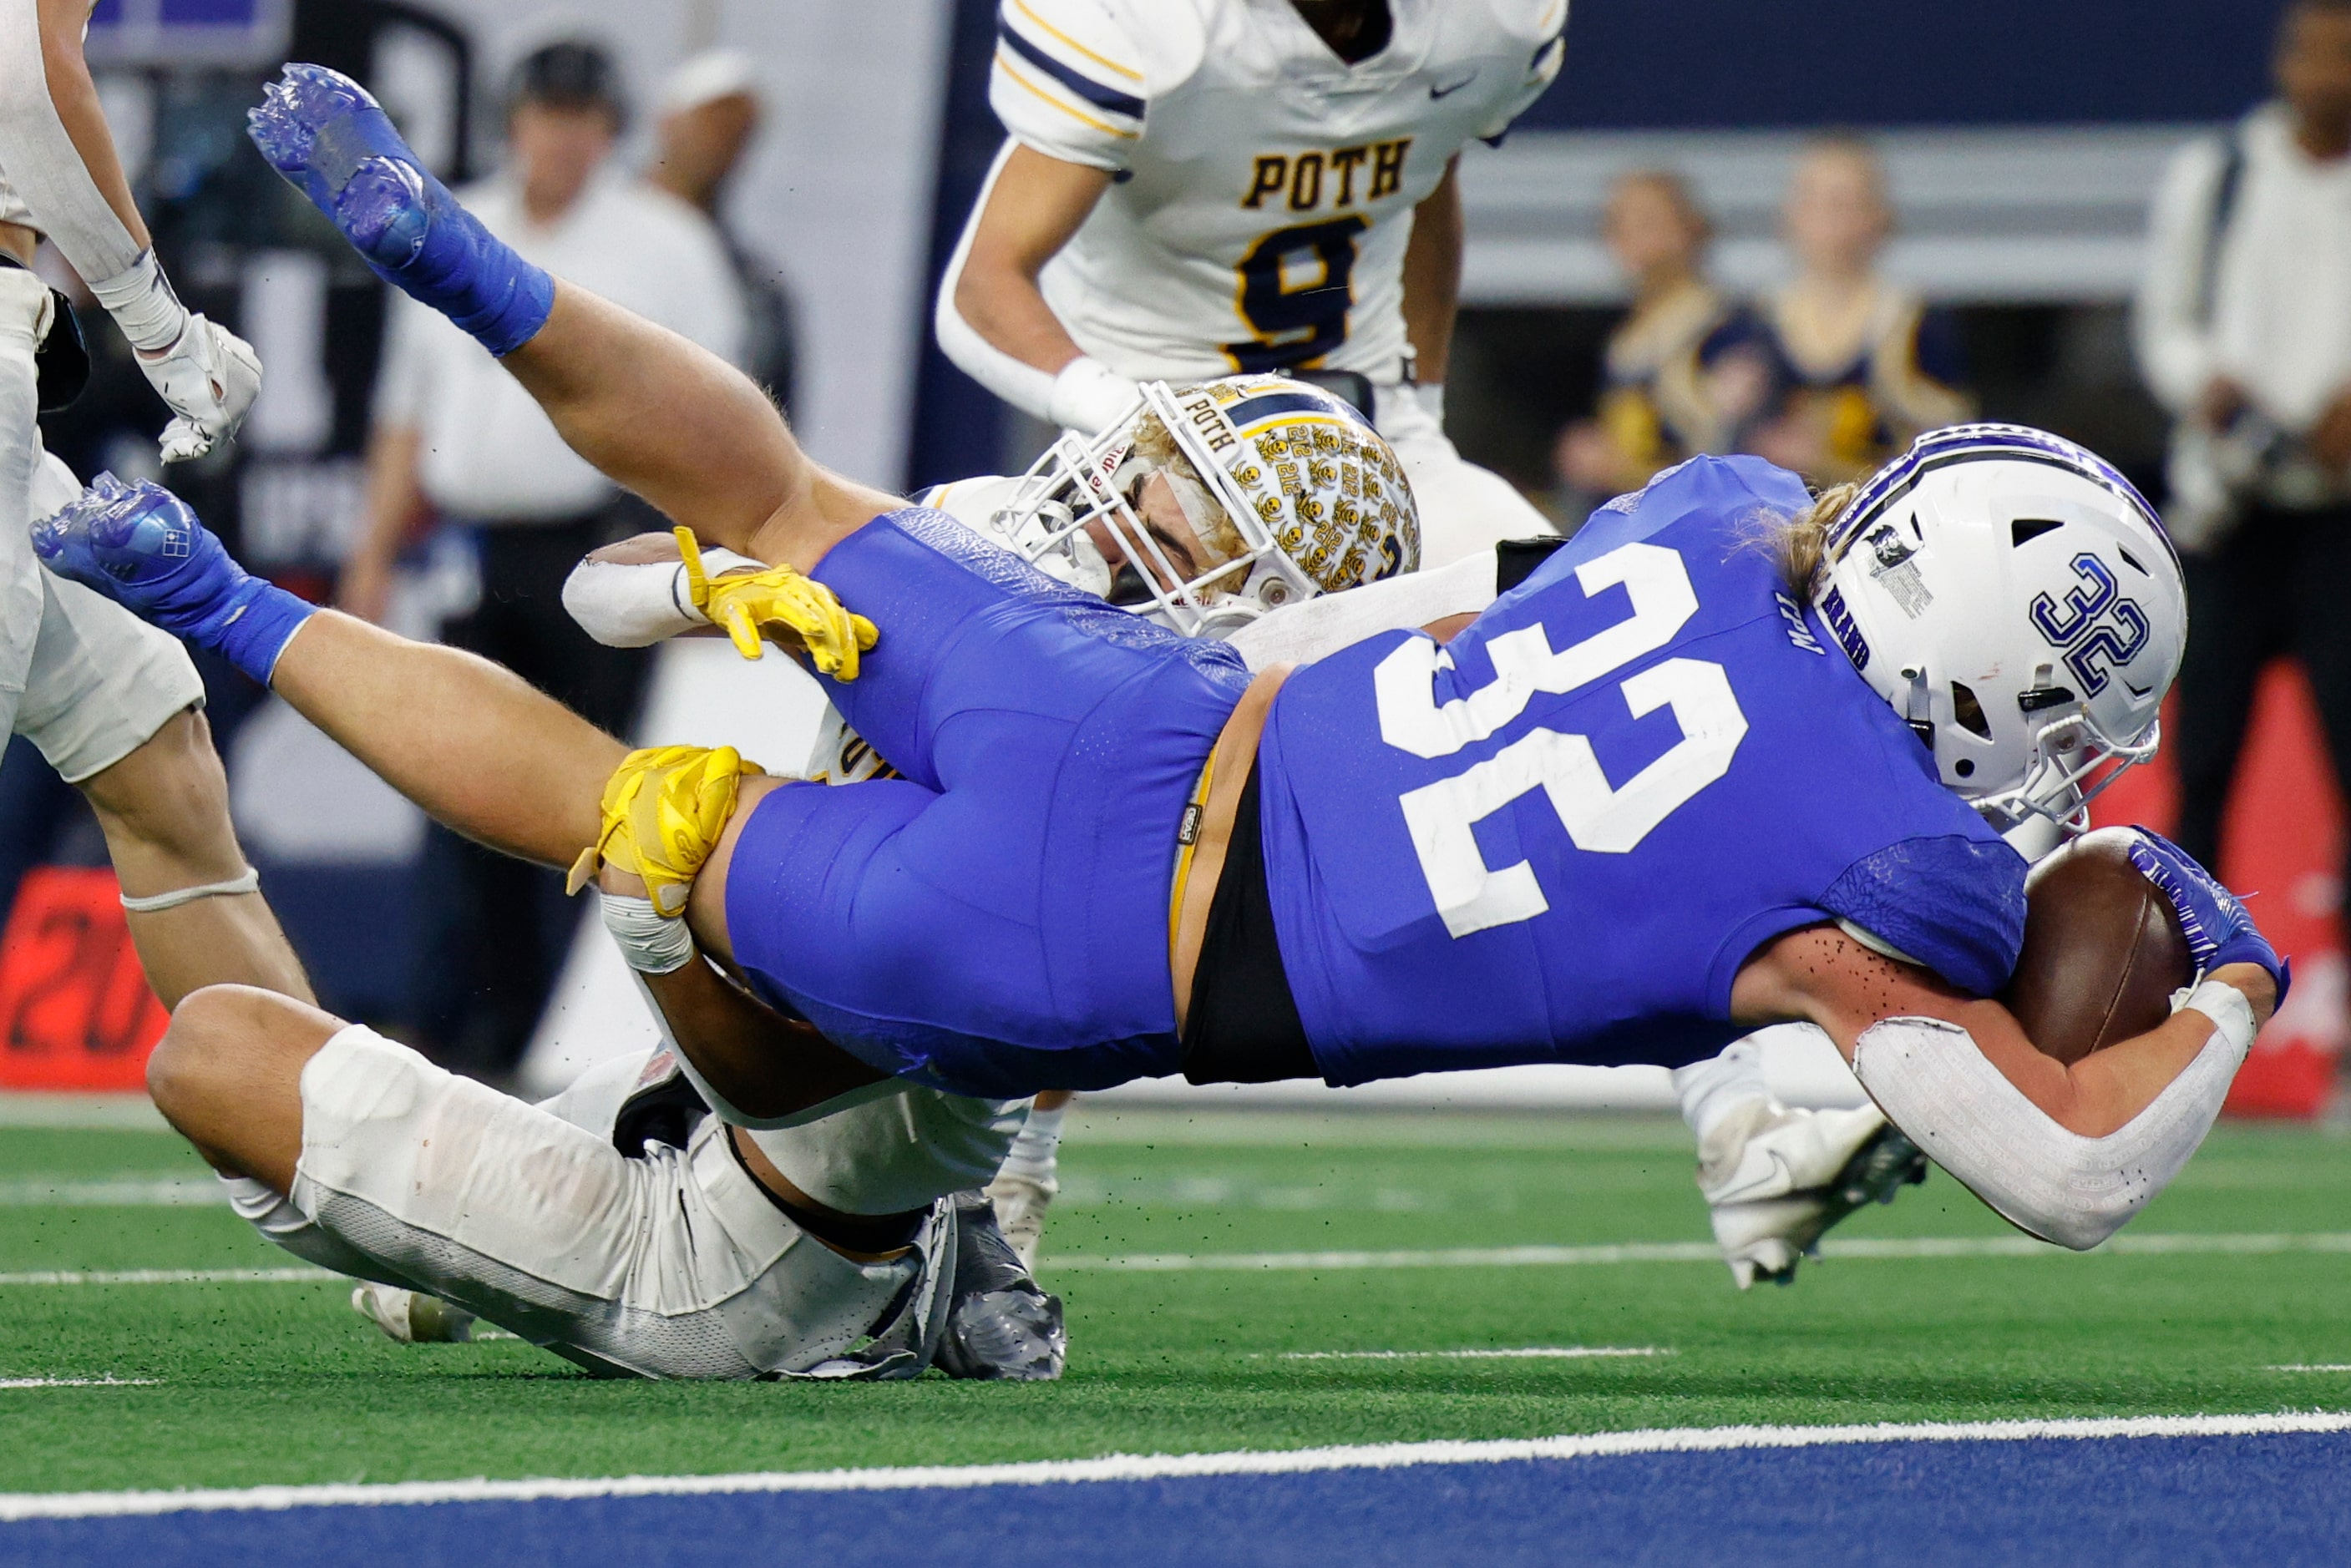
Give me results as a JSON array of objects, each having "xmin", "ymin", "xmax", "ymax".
[{"xmin": 200, "ymin": 577, "xmax": 320, "ymax": 687}]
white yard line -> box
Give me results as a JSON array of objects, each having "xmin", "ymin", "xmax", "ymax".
[
  {"xmin": 0, "ymin": 1231, "xmax": 2347, "ymax": 1288},
  {"xmin": 0, "ymin": 1268, "xmax": 331, "ymax": 1287},
  {"xmin": 1275, "ymin": 1347, "xmax": 1666, "ymax": 1360},
  {"xmin": 2271, "ymin": 1365, "xmax": 2351, "ymax": 1373},
  {"xmin": 0, "ymin": 1231, "xmax": 2348, "ymax": 1288},
  {"xmin": 3, "ymin": 1412, "xmax": 2347, "ymax": 1521},
  {"xmin": 0, "ymin": 1179, "xmax": 222, "ymax": 1208},
  {"xmin": 1046, "ymin": 1231, "xmax": 2351, "ymax": 1272},
  {"xmin": 0, "ymin": 1378, "xmax": 156, "ymax": 1389}
]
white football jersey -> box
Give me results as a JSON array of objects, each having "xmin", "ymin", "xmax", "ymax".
[{"xmin": 991, "ymin": 0, "xmax": 1565, "ymax": 386}]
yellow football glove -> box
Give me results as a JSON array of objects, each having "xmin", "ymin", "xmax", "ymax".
[
  {"xmin": 676, "ymin": 526, "xmax": 878, "ymax": 680},
  {"xmin": 565, "ymin": 745, "xmax": 765, "ymax": 917}
]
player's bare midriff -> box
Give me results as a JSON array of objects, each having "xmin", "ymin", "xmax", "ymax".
[{"xmin": 1171, "ymin": 665, "xmax": 1291, "ymax": 1035}]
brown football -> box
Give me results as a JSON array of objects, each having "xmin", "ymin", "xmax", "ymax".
[{"xmin": 2001, "ymin": 827, "xmax": 2196, "ymax": 1066}]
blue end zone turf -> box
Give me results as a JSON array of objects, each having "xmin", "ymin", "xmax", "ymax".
[{"xmin": 16, "ymin": 1429, "xmax": 2351, "ymax": 1566}]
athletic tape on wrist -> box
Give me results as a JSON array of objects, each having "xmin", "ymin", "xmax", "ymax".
[
  {"xmin": 600, "ymin": 892, "xmax": 697, "ymax": 974},
  {"xmin": 85, "ymin": 251, "xmax": 187, "ymax": 356},
  {"xmin": 119, "ymin": 867, "xmax": 259, "ymax": 913},
  {"xmin": 1046, "ymin": 356, "xmax": 1142, "ymax": 435}
]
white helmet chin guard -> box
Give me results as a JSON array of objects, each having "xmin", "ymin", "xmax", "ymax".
[
  {"xmin": 991, "ymin": 374, "xmax": 1420, "ymax": 637},
  {"xmin": 1815, "ymin": 423, "xmax": 2186, "ymax": 831}
]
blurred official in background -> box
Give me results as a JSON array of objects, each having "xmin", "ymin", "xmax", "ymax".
[
  {"xmin": 2136, "ymin": 0, "xmax": 2351, "ymax": 903},
  {"xmin": 1748, "ymin": 139, "xmax": 1971, "ymax": 484},
  {"xmin": 1552, "ymin": 170, "xmax": 1769, "ymax": 508},
  {"xmin": 348, "ymin": 40, "xmax": 745, "ymax": 1080},
  {"xmin": 650, "ymin": 49, "xmax": 797, "ymax": 413}
]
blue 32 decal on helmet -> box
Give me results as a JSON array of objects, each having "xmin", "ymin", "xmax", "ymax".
[
  {"xmin": 2028, "ymin": 553, "xmax": 2152, "ymax": 698},
  {"xmin": 1815, "ymin": 423, "xmax": 2186, "ymax": 830}
]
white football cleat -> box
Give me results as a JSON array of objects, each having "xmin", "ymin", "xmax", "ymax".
[
  {"xmin": 985, "ymin": 1170, "xmax": 1055, "ymax": 1272},
  {"xmin": 1696, "ymin": 1100, "xmax": 1928, "ymax": 1289},
  {"xmin": 352, "ymin": 1282, "xmax": 479, "ymax": 1344}
]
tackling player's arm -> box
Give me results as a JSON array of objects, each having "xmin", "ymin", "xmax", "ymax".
[{"xmin": 599, "ymin": 852, "xmax": 889, "ymax": 1124}]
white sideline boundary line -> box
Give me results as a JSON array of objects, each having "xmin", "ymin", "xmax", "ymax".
[
  {"xmin": 0, "ymin": 1378, "xmax": 156, "ymax": 1389},
  {"xmin": 3, "ymin": 1412, "xmax": 2347, "ymax": 1522}
]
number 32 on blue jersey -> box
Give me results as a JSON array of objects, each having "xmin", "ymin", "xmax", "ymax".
[{"xmin": 1372, "ymin": 543, "xmax": 1750, "ymax": 938}]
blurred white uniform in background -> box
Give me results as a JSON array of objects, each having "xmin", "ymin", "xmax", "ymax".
[
  {"xmin": 937, "ymin": 0, "xmax": 1567, "ymax": 567},
  {"xmin": 375, "ymin": 172, "xmax": 744, "ymax": 518}
]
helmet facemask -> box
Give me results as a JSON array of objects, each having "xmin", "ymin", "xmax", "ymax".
[{"xmin": 992, "ymin": 377, "xmax": 1418, "ymax": 637}]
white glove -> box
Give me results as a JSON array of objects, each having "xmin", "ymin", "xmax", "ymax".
[
  {"xmin": 140, "ymin": 314, "xmax": 262, "ymax": 463},
  {"xmin": 1046, "ymin": 355, "xmax": 1142, "ymax": 435},
  {"xmin": 86, "ymin": 250, "xmax": 262, "ymax": 463}
]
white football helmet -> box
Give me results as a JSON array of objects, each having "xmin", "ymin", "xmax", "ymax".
[
  {"xmin": 990, "ymin": 374, "xmax": 1420, "ymax": 636},
  {"xmin": 1815, "ymin": 423, "xmax": 2186, "ymax": 830}
]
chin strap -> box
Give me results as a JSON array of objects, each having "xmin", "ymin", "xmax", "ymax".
[{"xmin": 119, "ymin": 867, "xmax": 260, "ymax": 913}]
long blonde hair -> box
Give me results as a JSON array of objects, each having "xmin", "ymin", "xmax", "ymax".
[{"xmin": 1766, "ymin": 480, "xmax": 1860, "ymax": 597}]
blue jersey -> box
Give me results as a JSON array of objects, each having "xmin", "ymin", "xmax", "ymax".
[{"xmin": 1255, "ymin": 455, "xmax": 2026, "ymax": 1087}]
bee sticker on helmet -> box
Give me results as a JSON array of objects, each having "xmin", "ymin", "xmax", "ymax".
[{"xmin": 1864, "ymin": 520, "xmax": 1934, "ymax": 619}]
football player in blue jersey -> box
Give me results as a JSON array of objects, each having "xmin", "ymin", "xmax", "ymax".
[{"xmin": 46, "ymin": 66, "xmax": 2284, "ymax": 1271}]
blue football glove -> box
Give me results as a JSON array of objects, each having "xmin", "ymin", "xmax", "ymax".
[
  {"xmin": 33, "ymin": 475, "xmax": 317, "ymax": 686},
  {"xmin": 2126, "ymin": 827, "xmax": 2290, "ymax": 1005},
  {"xmin": 246, "ymin": 64, "xmax": 553, "ymax": 357}
]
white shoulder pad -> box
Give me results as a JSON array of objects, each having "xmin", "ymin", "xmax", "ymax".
[
  {"xmin": 991, "ymin": 0, "xmax": 1153, "ymax": 171},
  {"xmin": 916, "ymin": 474, "xmax": 1025, "ymax": 539},
  {"xmin": 1225, "ymin": 549, "xmax": 1501, "ymax": 673},
  {"xmin": 1852, "ymin": 1009, "xmax": 2247, "ymax": 1252}
]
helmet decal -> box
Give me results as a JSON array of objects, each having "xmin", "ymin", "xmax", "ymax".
[{"xmin": 1819, "ymin": 423, "xmax": 2186, "ymax": 829}]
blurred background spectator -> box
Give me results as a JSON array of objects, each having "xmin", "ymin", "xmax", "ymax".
[
  {"xmin": 348, "ymin": 38, "xmax": 745, "ymax": 1081},
  {"xmin": 648, "ymin": 48, "xmax": 798, "ymax": 415},
  {"xmin": 2135, "ymin": 0, "xmax": 2351, "ymax": 903},
  {"xmin": 1746, "ymin": 138, "xmax": 1974, "ymax": 485},
  {"xmin": 1551, "ymin": 170, "xmax": 1769, "ymax": 518}
]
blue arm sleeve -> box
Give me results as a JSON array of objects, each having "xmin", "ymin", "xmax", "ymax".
[{"xmin": 1818, "ymin": 834, "xmax": 2028, "ymax": 998}]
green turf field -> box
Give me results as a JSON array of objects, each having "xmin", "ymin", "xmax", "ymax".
[{"xmin": 0, "ymin": 1103, "xmax": 2345, "ymax": 1495}]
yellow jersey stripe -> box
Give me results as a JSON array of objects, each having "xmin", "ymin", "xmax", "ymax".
[
  {"xmin": 994, "ymin": 53, "xmax": 1139, "ymax": 139},
  {"xmin": 1010, "ymin": 0, "xmax": 1144, "ymax": 83}
]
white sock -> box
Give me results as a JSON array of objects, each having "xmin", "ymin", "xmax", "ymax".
[
  {"xmin": 1671, "ymin": 1038, "xmax": 1776, "ymax": 1148},
  {"xmin": 998, "ymin": 1102, "xmax": 1065, "ymax": 1192},
  {"xmin": 219, "ymin": 1175, "xmax": 423, "ymax": 1290}
]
